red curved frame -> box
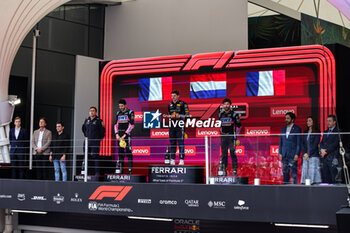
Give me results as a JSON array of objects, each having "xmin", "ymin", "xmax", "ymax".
[{"xmin": 100, "ymin": 45, "xmax": 336, "ymax": 156}]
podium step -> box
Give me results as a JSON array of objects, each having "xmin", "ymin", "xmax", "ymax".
[
  {"xmin": 74, "ymin": 174, "xmax": 102, "ymax": 182},
  {"xmin": 210, "ymin": 176, "xmax": 249, "ymax": 184},
  {"xmin": 104, "ymin": 174, "xmax": 147, "ymax": 183},
  {"xmin": 148, "ymin": 165, "xmax": 204, "ymax": 184}
]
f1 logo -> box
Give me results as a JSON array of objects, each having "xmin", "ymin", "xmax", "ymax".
[{"xmin": 89, "ymin": 186, "xmax": 132, "ymax": 201}]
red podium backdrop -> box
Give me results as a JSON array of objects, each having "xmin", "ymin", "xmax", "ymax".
[{"xmin": 99, "ymin": 45, "xmax": 336, "ymax": 183}]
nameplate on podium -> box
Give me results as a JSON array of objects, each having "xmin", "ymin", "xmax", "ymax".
[
  {"xmin": 104, "ymin": 174, "xmax": 147, "ymax": 183},
  {"xmin": 148, "ymin": 165, "xmax": 204, "ymax": 184}
]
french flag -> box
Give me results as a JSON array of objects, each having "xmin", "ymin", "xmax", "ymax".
[
  {"xmin": 190, "ymin": 73, "xmax": 226, "ymax": 99},
  {"xmin": 139, "ymin": 77, "xmax": 172, "ymax": 101},
  {"xmin": 246, "ymin": 70, "xmax": 285, "ymax": 96}
]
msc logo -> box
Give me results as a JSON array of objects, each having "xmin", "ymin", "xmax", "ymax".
[
  {"xmin": 143, "ymin": 110, "xmax": 161, "ymax": 129},
  {"xmin": 89, "ymin": 186, "xmax": 132, "ymax": 201}
]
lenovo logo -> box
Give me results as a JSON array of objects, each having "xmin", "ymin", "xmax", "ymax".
[
  {"xmin": 270, "ymin": 106, "xmax": 297, "ymax": 117},
  {"xmin": 150, "ymin": 129, "xmax": 169, "ymax": 138},
  {"xmin": 89, "ymin": 186, "xmax": 132, "ymax": 201},
  {"xmin": 270, "ymin": 145, "xmax": 279, "ymax": 156},
  {"xmin": 236, "ymin": 146, "xmax": 245, "ymax": 156},
  {"xmin": 176, "ymin": 146, "xmax": 196, "ymax": 156},
  {"xmin": 220, "ymin": 146, "xmax": 245, "ymax": 156},
  {"xmin": 196, "ymin": 128, "xmax": 221, "ymax": 137},
  {"xmin": 245, "ymin": 127, "xmax": 270, "ymax": 136},
  {"xmin": 134, "ymin": 112, "xmax": 143, "ymax": 122},
  {"xmin": 132, "ymin": 147, "xmax": 150, "ymax": 156}
]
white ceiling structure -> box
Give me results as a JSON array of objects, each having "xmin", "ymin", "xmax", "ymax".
[
  {"xmin": 248, "ymin": 0, "xmax": 350, "ymax": 29},
  {"xmin": 1, "ymin": 0, "xmax": 350, "ymax": 102},
  {"xmin": 0, "ymin": 0, "xmax": 70, "ymax": 102}
]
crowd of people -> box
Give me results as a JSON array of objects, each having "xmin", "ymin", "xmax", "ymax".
[
  {"xmin": 279, "ymin": 113, "xmax": 343, "ymax": 184},
  {"xmin": 10, "ymin": 117, "xmax": 70, "ymax": 181},
  {"xmin": 8, "ymin": 90, "xmax": 345, "ymax": 184}
]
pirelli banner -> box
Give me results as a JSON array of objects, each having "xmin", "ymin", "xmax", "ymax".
[{"xmin": 0, "ymin": 179, "xmax": 348, "ymax": 225}]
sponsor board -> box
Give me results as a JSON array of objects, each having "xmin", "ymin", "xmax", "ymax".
[
  {"xmin": 270, "ymin": 106, "xmax": 297, "ymax": 117},
  {"xmin": 220, "ymin": 146, "xmax": 245, "ymax": 156},
  {"xmin": 174, "ymin": 219, "xmax": 200, "ymax": 232},
  {"xmin": 234, "ymin": 200, "xmax": 250, "ymax": 211},
  {"xmin": 17, "ymin": 193, "xmax": 25, "ymax": 201},
  {"xmin": 245, "ymin": 127, "xmax": 270, "ymax": 136},
  {"xmin": 138, "ymin": 199, "xmax": 152, "ymax": 204},
  {"xmin": 88, "ymin": 201, "xmax": 133, "ymax": 213},
  {"xmin": 150, "ymin": 129, "xmax": 169, "ymax": 138},
  {"xmin": 0, "ymin": 194, "xmax": 12, "ymax": 199},
  {"xmin": 184, "ymin": 199, "xmax": 199, "ymax": 207},
  {"xmin": 270, "ymin": 145, "xmax": 279, "ymax": 156},
  {"xmin": 159, "ymin": 200, "xmax": 177, "ymax": 205},
  {"xmin": 176, "ymin": 146, "xmax": 196, "ymax": 156},
  {"xmin": 106, "ymin": 174, "xmax": 131, "ymax": 181},
  {"xmin": 132, "ymin": 146, "xmax": 150, "ymax": 156},
  {"xmin": 134, "ymin": 112, "xmax": 143, "ymax": 122},
  {"xmin": 88, "ymin": 186, "xmax": 133, "ymax": 213},
  {"xmin": 89, "ymin": 186, "xmax": 132, "ymax": 201},
  {"xmin": 70, "ymin": 193, "xmax": 83, "ymax": 203},
  {"xmin": 31, "ymin": 195, "xmax": 47, "ymax": 201},
  {"xmin": 149, "ymin": 165, "xmax": 204, "ymax": 184},
  {"xmin": 151, "ymin": 166, "xmax": 187, "ymax": 174},
  {"xmin": 207, "ymin": 200, "xmax": 226, "ymax": 209},
  {"xmin": 53, "ymin": 193, "xmax": 64, "ymax": 204},
  {"xmin": 196, "ymin": 128, "xmax": 221, "ymax": 137}
]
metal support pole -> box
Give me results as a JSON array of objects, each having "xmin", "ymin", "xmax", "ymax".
[
  {"xmin": 84, "ymin": 137, "xmax": 88, "ymax": 182},
  {"xmin": 205, "ymin": 136, "xmax": 209, "ymax": 184},
  {"xmin": 29, "ymin": 29, "xmax": 40, "ymax": 170}
]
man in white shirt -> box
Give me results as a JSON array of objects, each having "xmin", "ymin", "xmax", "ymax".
[{"xmin": 32, "ymin": 118, "xmax": 52, "ymax": 180}]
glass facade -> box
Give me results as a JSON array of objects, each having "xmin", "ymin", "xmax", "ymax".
[{"xmin": 9, "ymin": 4, "xmax": 105, "ymax": 180}]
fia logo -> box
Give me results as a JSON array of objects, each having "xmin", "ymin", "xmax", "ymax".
[
  {"xmin": 143, "ymin": 110, "xmax": 161, "ymax": 129},
  {"xmin": 88, "ymin": 201, "xmax": 98, "ymax": 211}
]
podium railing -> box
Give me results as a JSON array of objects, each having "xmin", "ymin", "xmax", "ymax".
[{"xmin": 1, "ymin": 132, "xmax": 349, "ymax": 186}]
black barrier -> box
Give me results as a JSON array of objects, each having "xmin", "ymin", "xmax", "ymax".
[
  {"xmin": 336, "ymin": 207, "xmax": 350, "ymax": 233},
  {"xmin": 0, "ymin": 179, "xmax": 348, "ymax": 225}
]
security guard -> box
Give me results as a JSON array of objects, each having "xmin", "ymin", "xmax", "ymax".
[
  {"xmin": 168, "ymin": 90, "xmax": 189, "ymax": 166},
  {"xmin": 114, "ymin": 99, "xmax": 135, "ymax": 174},
  {"xmin": 82, "ymin": 106, "xmax": 105, "ymax": 176},
  {"xmin": 218, "ymin": 98, "xmax": 241, "ymax": 176}
]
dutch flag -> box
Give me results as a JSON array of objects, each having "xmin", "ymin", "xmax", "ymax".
[
  {"xmin": 190, "ymin": 73, "xmax": 227, "ymax": 99},
  {"xmin": 139, "ymin": 77, "xmax": 172, "ymax": 101},
  {"xmin": 246, "ymin": 70, "xmax": 285, "ymax": 96}
]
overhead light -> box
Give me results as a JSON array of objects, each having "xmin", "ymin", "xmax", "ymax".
[
  {"xmin": 274, "ymin": 223, "xmax": 329, "ymax": 229},
  {"xmin": 128, "ymin": 216, "xmax": 173, "ymax": 222},
  {"xmin": 8, "ymin": 95, "xmax": 21, "ymax": 105},
  {"xmin": 11, "ymin": 210, "xmax": 48, "ymax": 215},
  {"xmin": 13, "ymin": 99, "xmax": 21, "ymax": 105}
]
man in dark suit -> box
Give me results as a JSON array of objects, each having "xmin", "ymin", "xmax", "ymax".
[
  {"xmin": 320, "ymin": 115, "xmax": 341, "ymax": 184},
  {"xmin": 279, "ymin": 112, "xmax": 301, "ymax": 184},
  {"xmin": 9, "ymin": 117, "xmax": 28, "ymax": 179},
  {"xmin": 82, "ymin": 107, "xmax": 105, "ymax": 176}
]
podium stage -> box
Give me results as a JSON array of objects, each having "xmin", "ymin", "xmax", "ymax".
[{"xmin": 0, "ymin": 179, "xmax": 347, "ymax": 226}]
